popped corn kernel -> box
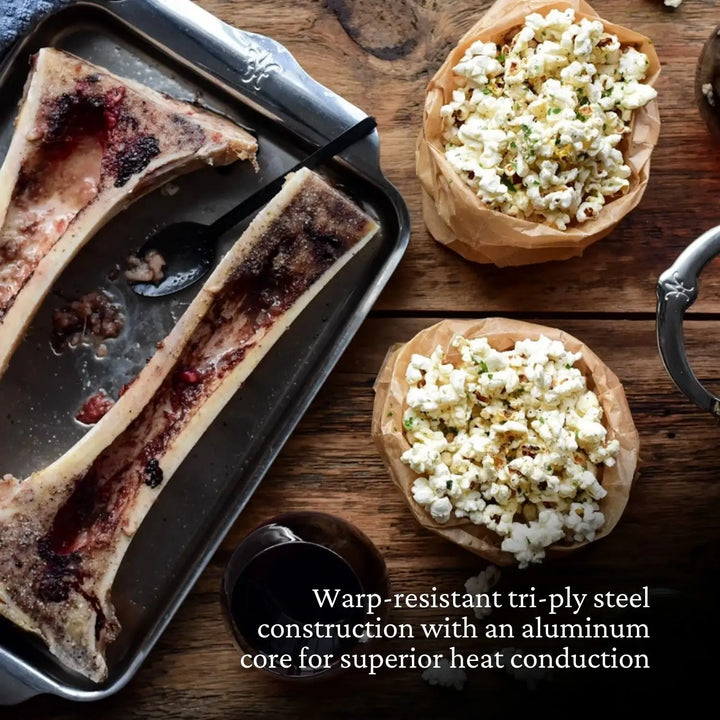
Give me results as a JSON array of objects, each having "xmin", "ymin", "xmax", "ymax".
[
  {"xmin": 400, "ymin": 334, "xmax": 619, "ymax": 566},
  {"xmin": 440, "ymin": 8, "xmax": 656, "ymax": 229}
]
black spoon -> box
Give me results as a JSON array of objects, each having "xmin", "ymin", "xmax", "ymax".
[{"xmin": 129, "ymin": 115, "xmax": 378, "ymax": 298}]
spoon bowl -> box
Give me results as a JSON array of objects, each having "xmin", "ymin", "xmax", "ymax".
[
  {"xmin": 128, "ymin": 116, "xmax": 378, "ymax": 298},
  {"xmin": 129, "ymin": 222, "xmax": 215, "ymax": 298}
]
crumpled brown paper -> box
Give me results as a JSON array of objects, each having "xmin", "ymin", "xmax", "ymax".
[
  {"xmin": 372, "ymin": 318, "xmax": 639, "ymax": 565},
  {"xmin": 416, "ymin": 0, "xmax": 661, "ymax": 267}
]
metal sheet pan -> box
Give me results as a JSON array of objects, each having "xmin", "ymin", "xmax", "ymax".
[{"xmin": 0, "ymin": 0, "xmax": 409, "ymax": 703}]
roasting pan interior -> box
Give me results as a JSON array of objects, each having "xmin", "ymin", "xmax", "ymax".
[{"xmin": 0, "ymin": 2, "xmax": 406, "ymax": 696}]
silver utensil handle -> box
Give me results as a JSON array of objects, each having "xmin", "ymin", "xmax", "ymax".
[{"xmin": 657, "ymin": 225, "xmax": 720, "ymax": 416}]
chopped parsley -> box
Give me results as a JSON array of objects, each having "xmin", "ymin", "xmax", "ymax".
[{"xmin": 500, "ymin": 176, "xmax": 517, "ymax": 193}]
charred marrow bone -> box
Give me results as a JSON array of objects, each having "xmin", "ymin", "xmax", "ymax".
[
  {"xmin": 0, "ymin": 47, "xmax": 257, "ymax": 378},
  {"xmin": 0, "ymin": 168, "xmax": 378, "ymax": 682}
]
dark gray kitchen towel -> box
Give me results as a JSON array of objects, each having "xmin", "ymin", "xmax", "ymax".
[{"xmin": 0, "ymin": 0, "xmax": 69, "ymax": 51}]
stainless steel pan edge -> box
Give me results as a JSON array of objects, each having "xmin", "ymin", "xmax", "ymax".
[
  {"xmin": 657, "ymin": 225, "xmax": 720, "ymax": 416},
  {"xmin": 0, "ymin": 0, "xmax": 410, "ymax": 704}
]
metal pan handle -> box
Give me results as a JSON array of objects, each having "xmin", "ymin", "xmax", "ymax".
[
  {"xmin": 0, "ymin": 665, "xmax": 40, "ymax": 705},
  {"xmin": 657, "ymin": 225, "xmax": 720, "ymax": 416}
]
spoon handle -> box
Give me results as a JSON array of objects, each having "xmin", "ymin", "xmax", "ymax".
[{"xmin": 210, "ymin": 116, "xmax": 378, "ymax": 238}]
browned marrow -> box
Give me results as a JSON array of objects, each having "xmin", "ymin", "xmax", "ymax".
[
  {"xmin": 0, "ymin": 47, "xmax": 257, "ymax": 378},
  {"xmin": 0, "ymin": 168, "xmax": 378, "ymax": 682}
]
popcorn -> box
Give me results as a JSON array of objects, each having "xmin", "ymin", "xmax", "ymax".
[
  {"xmin": 564, "ymin": 501, "xmax": 606, "ymax": 542},
  {"xmin": 429, "ymin": 496, "xmax": 453, "ymax": 524},
  {"xmin": 499, "ymin": 647, "xmax": 552, "ymax": 689},
  {"xmin": 465, "ymin": 565, "xmax": 501, "ymax": 619},
  {"xmin": 440, "ymin": 8, "xmax": 656, "ymax": 229},
  {"xmin": 400, "ymin": 334, "xmax": 619, "ymax": 567},
  {"xmin": 501, "ymin": 509, "xmax": 565, "ymax": 567},
  {"xmin": 421, "ymin": 659, "xmax": 467, "ymax": 690}
]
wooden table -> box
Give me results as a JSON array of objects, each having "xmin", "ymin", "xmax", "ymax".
[{"xmin": 7, "ymin": 0, "xmax": 720, "ymax": 716}]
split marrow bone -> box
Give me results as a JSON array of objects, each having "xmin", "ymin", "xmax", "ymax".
[
  {"xmin": 0, "ymin": 47, "xmax": 257, "ymax": 378},
  {"xmin": 0, "ymin": 167, "xmax": 378, "ymax": 682}
]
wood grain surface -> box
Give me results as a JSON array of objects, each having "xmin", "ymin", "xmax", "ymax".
[{"xmin": 4, "ymin": 0, "xmax": 720, "ymax": 717}]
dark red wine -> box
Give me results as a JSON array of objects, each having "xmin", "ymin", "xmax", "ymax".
[{"xmin": 230, "ymin": 542, "xmax": 365, "ymax": 674}]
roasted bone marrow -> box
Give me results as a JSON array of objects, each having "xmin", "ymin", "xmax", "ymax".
[
  {"xmin": 0, "ymin": 47, "xmax": 257, "ymax": 378},
  {"xmin": 0, "ymin": 168, "xmax": 378, "ymax": 682}
]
